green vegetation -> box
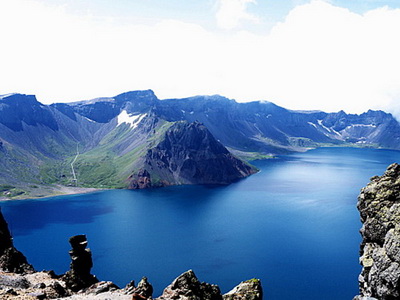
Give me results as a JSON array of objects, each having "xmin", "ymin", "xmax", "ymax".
[
  {"xmin": 0, "ymin": 184, "xmax": 26, "ymax": 198},
  {"xmin": 0, "ymin": 184, "xmax": 15, "ymax": 192},
  {"xmin": 245, "ymin": 278, "xmax": 260, "ymax": 284}
]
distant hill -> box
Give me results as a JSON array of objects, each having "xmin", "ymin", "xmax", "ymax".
[{"xmin": 0, "ymin": 90, "xmax": 399, "ymax": 198}]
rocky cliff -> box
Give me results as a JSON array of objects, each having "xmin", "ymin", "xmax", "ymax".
[
  {"xmin": 354, "ymin": 163, "xmax": 400, "ymax": 300},
  {"xmin": 0, "ymin": 208, "xmax": 34, "ymax": 274},
  {"xmin": 129, "ymin": 121, "xmax": 257, "ymax": 189},
  {"xmin": 0, "ymin": 209, "xmax": 262, "ymax": 299}
]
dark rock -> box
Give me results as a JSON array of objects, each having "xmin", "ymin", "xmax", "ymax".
[
  {"xmin": 62, "ymin": 234, "xmax": 98, "ymax": 292},
  {"xmin": 129, "ymin": 277, "xmax": 153, "ymax": 298},
  {"xmin": 128, "ymin": 169, "xmax": 153, "ymax": 189},
  {"xmin": 44, "ymin": 281, "xmax": 69, "ymax": 298},
  {"xmin": 124, "ymin": 279, "xmax": 136, "ymax": 293},
  {"xmin": 354, "ymin": 163, "xmax": 400, "ymax": 299},
  {"xmin": 223, "ymin": 279, "xmax": 262, "ymax": 300},
  {"xmin": 5, "ymin": 288, "xmax": 17, "ymax": 295},
  {"xmin": 46, "ymin": 270, "xmax": 59, "ymax": 279},
  {"xmin": 156, "ymin": 270, "xmax": 222, "ymax": 300},
  {"xmin": 0, "ymin": 208, "xmax": 34, "ymax": 274},
  {"xmin": 0, "ymin": 209, "xmax": 14, "ymax": 251},
  {"xmin": 129, "ymin": 121, "xmax": 257, "ymax": 189},
  {"xmin": 33, "ymin": 282, "xmax": 46, "ymax": 289}
]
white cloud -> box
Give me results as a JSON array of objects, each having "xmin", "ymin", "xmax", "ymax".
[
  {"xmin": 1, "ymin": 0, "xmax": 400, "ymax": 119},
  {"xmin": 215, "ymin": 0, "xmax": 259, "ymax": 30}
]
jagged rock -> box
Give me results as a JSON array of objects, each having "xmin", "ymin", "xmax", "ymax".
[
  {"xmin": 0, "ymin": 208, "xmax": 34, "ymax": 274},
  {"xmin": 124, "ymin": 280, "xmax": 135, "ymax": 292},
  {"xmin": 33, "ymin": 282, "xmax": 46, "ymax": 289},
  {"xmin": 129, "ymin": 121, "xmax": 257, "ymax": 189},
  {"xmin": 156, "ymin": 270, "xmax": 222, "ymax": 300},
  {"xmin": 124, "ymin": 276, "xmax": 153, "ymax": 299},
  {"xmin": 223, "ymin": 279, "xmax": 262, "ymax": 300},
  {"xmin": 0, "ymin": 273, "xmax": 30, "ymax": 289},
  {"xmin": 44, "ymin": 281, "xmax": 69, "ymax": 298},
  {"xmin": 130, "ymin": 277, "xmax": 153, "ymax": 298},
  {"xmin": 129, "ymin": 169, "xmax": 154, "ymax": 189},
  {"xmin": 354, "ymin": 163, "xmax": 400, "ymax": 300},
  {"xmin": 62, "ymin": 235, "xmax": 99, "ymax": 292}
]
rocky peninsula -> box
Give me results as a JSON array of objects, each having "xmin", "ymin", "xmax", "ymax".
[{"xmin": 0, "ymin": 208, "xmax": 262, "ymax": 300}]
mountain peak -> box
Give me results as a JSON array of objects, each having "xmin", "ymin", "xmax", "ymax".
[
  {"xmin": 128, "ymin": 120, "xmax": 257, "ymax": 188},
  {"xmin": 0, "ymin": 94, "xmax": 57, "ymax": 131},
  {"xmin": 115, "ymin": 89, "xmax": 158, "ymax": 103},
  {"xmin": 0, "ymin": 93, "xmax": 43, "ymax": 106}
]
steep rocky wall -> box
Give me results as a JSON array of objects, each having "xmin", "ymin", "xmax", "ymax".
[
  {"xmin": 0, "ymin": 208, "xmax": 34, "ymax": 274},
  {"xmin": 129, "ymin": 121, "xmax": 257, "ymax": 189},
  {"xmin": 354, "ymin": 163, "xmax": 400, "ymax": 300}
]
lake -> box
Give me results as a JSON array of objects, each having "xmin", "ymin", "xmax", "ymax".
[{"xmin": 2, "ymin": 147, "xmax": 400, "ymax": 299}]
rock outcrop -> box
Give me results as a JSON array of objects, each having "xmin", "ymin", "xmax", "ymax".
[
  {"xmin": 128, "ymin": 169, "xmax": 154, "ymax": 189},
  {"xmin": 354, "ymin": 163, "xmax": 400, "ymax": 300},
  {"xmin": 223, "ymin": 279, "xmax": 262, "ymax": 300},
  {"xmin": 129, "ymin": 121, "xmax": 257, "ymax": 189},
  {"xmin": 156, "ymin": 271, "xmax": 262, "ymax": 300},
  {"xmin": 156, "ymin": 270, "xmax": 222, "ymax": 300},
  {"xmin": 123, "ymin": 276, "xmax": 154, "ymax": 300},
  {"xmin": 0, "ymin": 208, "xmax": 34, "ymax": 274},
  {"xmin": 62, "ymin": 235, "xmax": 99, "ymax": 292}
]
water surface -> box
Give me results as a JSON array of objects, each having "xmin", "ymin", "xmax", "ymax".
[{"xmin": 3, "ymin": 147, "xmax": 400, "ymax": 299}]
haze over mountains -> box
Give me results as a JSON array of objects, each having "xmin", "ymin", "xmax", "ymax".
[{"xmin": 1, "ymin": 90, "xmax": 400, "ymax": 198}]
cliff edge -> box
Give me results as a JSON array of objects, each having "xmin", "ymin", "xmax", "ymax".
[{"xmin": 354, "ymin": 163, "xmax": 400, "ymax": 300}]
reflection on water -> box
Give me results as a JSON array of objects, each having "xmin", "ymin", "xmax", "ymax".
[{"xmin": 2, "ymin": 147, "xmax": 400, "ymax": 300}]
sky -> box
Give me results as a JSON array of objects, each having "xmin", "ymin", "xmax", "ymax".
[{"xmin": 1, "ymin": 0, "xmax": 400, "ymax": 116}]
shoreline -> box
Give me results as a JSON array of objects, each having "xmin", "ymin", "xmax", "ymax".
[{"xmin": 0, "ymin": 184, "xmax": 104, "ymax": 201}]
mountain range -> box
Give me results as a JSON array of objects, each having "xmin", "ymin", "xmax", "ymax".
[{"xmin": 1, "ymin": 90, "xmax": 399, "ymax": 198}]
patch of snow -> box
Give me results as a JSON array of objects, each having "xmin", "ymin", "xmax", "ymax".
[
  {"xmin": 117, "ymin": 110, "xmax": 147, "ymax": 129},
  {"xmin": 189, "ymin": 111, "xmax": 194, "ymax": 115},
  {"xmin": 331, "ymin": 128, "xmax": 341, "ymax": 136},
  {"xmin": 351, "ymin": 124, "xmax": 377, "ymax": 128},
  {"xmin": 181, "ymin": 110, "xmax": 186, "ymax": 114},
  {"xmin": 83, "ymin": 116, "xmax": 96, "ymax": 123},
  {"xmin": 308, "ymin": 122, "xmax": 317, "ymax": 128},
  {"xmin": 0, "ymin": 93, "xmax": 16, "ymax": 99},
  {"xmin": 317, "ymin": 120, "xmax": 333, "ymax": 132},
  {"xmin": 266, "ymin": 114, "xmax": 272, "ymax": 118}
]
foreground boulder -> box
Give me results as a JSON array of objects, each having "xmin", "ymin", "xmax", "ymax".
[
  {"xmin": 124, "ymin": 276, "xmax": 154, "ymax": 299},
  {"xmin": 354, "ymin": 163, "xmax": 400, "ymax": 300},
  {"xmin": 156, "ymin": 270, "xmax": 262, "ymax": 300},
  {"xmin": 62, "ymin": 234, "xmax": 99, "ymax": 292},
  {"xmin": 0, "ymin": 208, "xmax": 34, "ymax": 274},
  {"xmin": 156, "ymin": 270, "xmax": 222, "ymax": 300},
  {"xmin": 223, "ymin": 279, "xmax": 262, "ymax": 300}
]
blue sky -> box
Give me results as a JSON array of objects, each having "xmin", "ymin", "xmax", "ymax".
[{"xmin": 1, "ymin": 0, "xmax": 400, "ymax": 116}]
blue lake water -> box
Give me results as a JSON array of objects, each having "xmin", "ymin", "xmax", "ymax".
[{"xmin": 2, "ymin": 147, "xmax": 400, "ymax": 299}]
